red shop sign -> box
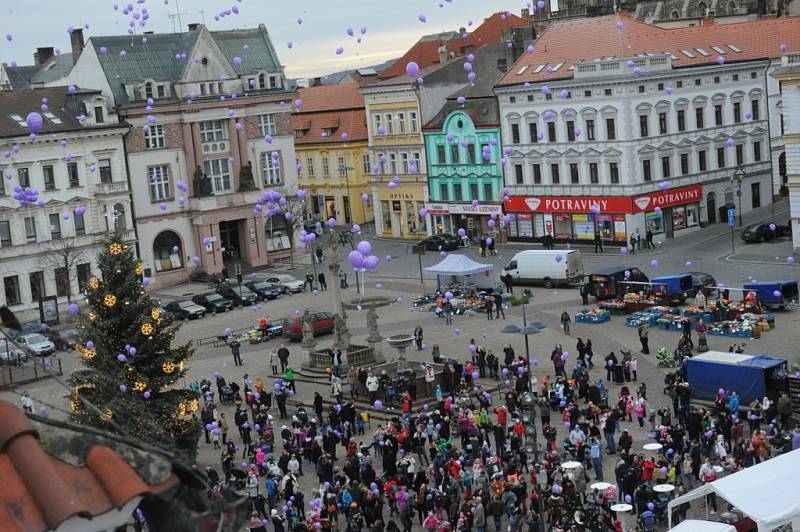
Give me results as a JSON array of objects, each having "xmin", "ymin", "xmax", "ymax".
[
  {"xmin": 504, "ymin": 195, "xmax": 632, "ymax": 213},
  {"xmin": 631, "ymin": 184, "xmax": 702, "ymax": 212}
]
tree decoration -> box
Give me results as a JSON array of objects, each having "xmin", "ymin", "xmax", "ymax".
[
  {"xmin": 135, "ymin": 263, "xmax": 144, "ymax": 275},
  {"xmin": 88, "ymin": 276, "xmax": 99, "ymax": 290},
  {"xmin": 68, "ymin": 235, "xmax": 201, "ymax": 462}
]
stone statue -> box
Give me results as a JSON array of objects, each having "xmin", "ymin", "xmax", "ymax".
[
  {"xmin": 193, "ymin": 165, "xmax": 212, "ymax": 197},
  {"xmin": 238, "ymin": 162, "xmax": 256, "ymax": 192},
  {"xmin": 301, "ymin": 310, "xmax": 315, "ymax": 347},
  {"xmin": 333, "ymin": 312, "xmax": 351, "ymax": 351},
  {"xmin": 366, "ymin": 304, "xmax": 381, "ymax": 342}
]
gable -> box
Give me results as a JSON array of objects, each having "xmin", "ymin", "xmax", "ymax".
[{"xmin": 182, "ymin": 28, "xmax": 238, "ymax": 84}]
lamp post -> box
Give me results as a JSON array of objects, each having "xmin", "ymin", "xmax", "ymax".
[
  {"xmin": 501, "ymin": 298, "xmax": 546, "ymax": 391},
  {"xmin": 339, "ymin": 164, "xmax": 355, "ymax": 224},
  {"xmin": 731, "ymin": 166, "xmax": 745, "ymax": 227}
]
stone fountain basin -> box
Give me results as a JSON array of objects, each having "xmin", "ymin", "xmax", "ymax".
[
  {"xmin": 386, "ymin": 334, "xmax": 414, "ymax": 349},
  {"xmin": 343, "ymin": 296, "xmax": 396, "ymax": 310}
]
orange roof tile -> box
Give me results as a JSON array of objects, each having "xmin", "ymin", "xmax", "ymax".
[
  {"xmin": 0, "ymin": 401, "xmax": 179, "ymax": 532},
  {"xmin": 296, "ymin": 83, "xmax": 364, "ymax": 113},
  {"xmin": 379, "ymin": 11, "xmax": 528, "ymax": 80},
  {"xmin": 499, "ymin": 14, "xmax": 800, "ymax": 86},
  {"xmin": 293, "ymin": 83, "xmax": 368, "ymax": 144}
]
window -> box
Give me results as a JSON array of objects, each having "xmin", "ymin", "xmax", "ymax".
[
  {"xmin": 469, "ymin": 183, "xmax": 479, "ymax": 201},
  {"xmin": 439, "ymin": 184, "xmax": 449, "ymax": 201},
  {"xmin": 694, "ymin": 78, "xmax": 701, "ymax": 86},
  {"xmin": 545, "ymin": 93, "xmax": 552, "ymax": 100},
  {"xmin": 466, "ymin": 143, "xmax": 476, "ymax": 165},
  {"xmin": 732, "ymin": 74, "xmax": 739, "ymax": 82},
  {"xmin": 714, "ymin": 104, "xmax": 723, "ymax": 126},
  {"xmin": 388, "ymin": 154, "xmax": 396, "ymax": 174},
  {"xmin": 29, "ymin": 271, "xmax": 45, "ymax": 302},
  {"xmin": 733, "ymin": 102, "xmax": 741, "ymax": 123},
  {"xmin": 145, "ymin": 124, "xmax": 165, "ymax": 149},
  {"xmin": 54, "ymin": 267, "xmax": 69, "ymax": 297},
  {"xmin": 695, "ymin": 107, "xmax": 704, "ymax": 129},
  {"xmin": 153, "ymin": 231, "xmax": 184, "ymax": 272},
  {"xmin": 657, "ymin": 83, "xmax": 664, "ymax": 91},
  {"xmin": 145, "ymin": 82, "xmax": 154, "ymax": 100},
  {"xmin": 98, "ymin": 159, "xmax": 112, "ymax": 183},
  {"xmin": 509, "ymin": 96, "xmax": 516, "ymax": 103},
  {"xmin": 380, "ymin": 201, "xmax": 392, "ymax": 230},
  {"xmin": 480, "ymin": 144, "xmax": 489, "ymax": 162},
  {"xmin": 148, "ymin": 165, "xmax": 171, "ymax": 201},
  {"xmin": 680, "ymin": 153, "xmax": 689, "ymax": 175},
  {"xmin": 43, "ymin": 165, "xmax": 55, "ymax": 190},
  {"xmin": 658, "ymin": 112, "xmax": 667, "ymax": 135},
  {"xmin": 24, "ymin": 216, "xmax": 36, "ymax": 242},
  {"xmin": 337, "ymin": 156, "xmax": 346, "ymax": 176},
  {"xmin": 511, "ymin": 123, "xmax": 520, "ymax": 144},
  {"xmin": 450, "ymin": 144, "xmax": 460, "ymax": 164},
  {"xmin": 605, "ymin": 118, "xmax": 616, "ymax": 140},
  {"xmin": 306, "ymin": 157, "xmax": 315, "ymax": 176},
  {"xmin": 714, "ymin": 76, "xmax": 720, "ymax": 84},
  {"xmin": 661, "ymin": 156, "xmax": 671, "ymax": 178},
  {"xmin": 320, "ymin": 156, "xmax": 329, "ymax": 176},
  {"xmin": 385, "ymin": 113, "xmax": 393, "ymax": 135},
  {"xmin": 589, "ymin": 162, "xmax": 599, "ymax": 184},
  {"xmin": 566, "ymin": 121, "xmax": 576, "ymax": 142},
  {"xmin": 199, "ymin": 120, "xmax": 226, "ymax": 143},
  {"xmin": 717, "ymin": 147, "xmax": 725, "ymax": 168},
  {"xmin": 397, "ymin": 112, "xmax": 405, "ymax": 134},
  {"xmin": 677, "ymin": 110, "xmax": 686, "ymax": 132},
  {"xmin": 49, "ymin": 213, "xmax": 61, "ymax": 239},
  {"xmin": 751, "ymin": 100, "xmax": 760, "ymax": 120},
  {"xmin": 67, "ymin": 162, "xmax": 79, "ymax": 187},
  {"xmin": 4, "ymin": 276, "xmax": 20, "ymax": 305},
  {"xmin": 76, "ymin": 263, "xmax": 91, "ymax": 293},
  {"xmin": 735, "ymin": 144, "xmax": 743, "ymax": 166},
  {"xmin": 17, "ymin": 168, "xmax": 30, "ymax": 188},
  {"xmin": 604, "ymin": 88, "xmax": 612, "ymax": 96},
  {"xmin": 638, "ymin": 85, "xmax": 645, "ymax": 94},
  {"xmin": 751, "ymin": 182, "xmax": 761, "ymax": 209},
  {"xmin": 74, "ymin": 209, "xmax": 85, "ymax": 236},
  {"xmin": 609, "ymin": 162, "xmax": 619, "ymax": 184},
  {"xmin": 111, "ymin": 203, "xmax": 126, "ymax": 232},
  {"xmin": 586, "ymin": 119, "xmax": 595, "ymax": 141},
  {"xmin": 677, "ymin": 80, "xmax": 683, "ymax": 88},
  {"xmin": 584, "ymin": 90, "xmax": 592, "ymax": 97},
  {"xmin": 529, "ymin": 122, "xmax": 539, "ymax": 143},
  {"xmin": 750, "ymin": 71, "xmax": 757, "ymax": 79},
  {"xmin": 550, "ymin": 163, "xmax": 560, "ymax": 184},
  {"xmin": 547, "ymin": 122, "xmax": 556, "ymax": 142},
  {"xmin": 409, "ymin": 112, "xmax": 418, "ymax": 132},
  {"xmin": 639, "ymin": 115, "xmax": 649, "ymax": 138},
  {"xmin": 373, "ymin": 114, "xmax": 382, "ymax": 133},
  {"xmin": 514, "ymin": 164, "xmax": 524, "ymax": 184},
  {"xmin": 753, "ymin": 141, "xmax": 761, "ymax": 162},
  {"xmin": 0, "ymin": 221, "xmax": 11, "ymax": 246},
  {"xmin": 453, "ymin": 183, "xmax": 463, "ymax": 201},
  {"xmin": 483, "ymin": 183, "xmax": 493, "ymax": 201},
  {"xmin": 532, "ymin": 163, "xmax": 542, "ymax": 184},
  {"xmin": 95, "ymin": 106, "xmax": 104, "ymax": 123},
  {"xmin": 698, "ymin": 150, "xmax": 707, "ymax": 171},
  {"xmin": 569, "ymin": 163, "xmax": 579, "ymax": 184},
  {"xmin": 400, "ymin": 153, "xmax": 409, "ymax": 174},
  {"xmin": 362, "ymin": 154, "xmax": 370, "ymax": 174},
  {"xmin": 258, "ymin": 114, "xmax": 276, "ymax": 136},
  {"xmin": 642, "ymin": 159, "xmax": 652, "ymax": 182}
]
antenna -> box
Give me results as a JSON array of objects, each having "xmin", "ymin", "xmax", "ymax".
[{"xmin": 168, "ymin": 0, "xmax": 189, "ymax": 33}]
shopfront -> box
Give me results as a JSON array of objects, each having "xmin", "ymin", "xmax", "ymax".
[
  {"xmin": 425, "ymin": 202, "xmax": 504, "ymax": 238},
  {"xmin": 375, "ymin": 185, "xmax": 428, "ymax": 239},
  {"xmin": 504, "ymin": 184, "xmax": 703, "ymax": 243}
]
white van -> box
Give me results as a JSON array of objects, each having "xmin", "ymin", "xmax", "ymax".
[{"xmin": 502, "ymin": 250, "xmax": 584, "ymax": 288}]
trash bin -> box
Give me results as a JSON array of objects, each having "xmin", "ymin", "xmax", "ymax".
[{"xmin": 613, "ymin": 364, "xmax": 625, "ymax": 384}]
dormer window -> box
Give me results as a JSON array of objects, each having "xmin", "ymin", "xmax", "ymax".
[
  {"xmin": 323, "ymin": 128, "xmax": 333, "ymax": 137},
  {"xmin": 259, "ymin": 73, "xmax": 267, "ymax": 89},
  {"xmin": 145, "ymin": 82, "xmax": 154, "ymax": 100},
  {"xmin": 270, "ymin": 76, "xmax": 279, "ymax": 89},
  {"xmin": 157, "ymin": 85, "xmax": 166, "ymax": 98},
  {"xmin": 95, "ymin": 105, "xmax": 104, "ymax": 123}
]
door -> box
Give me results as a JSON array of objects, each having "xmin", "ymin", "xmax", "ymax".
[
  {"xmin": 751, "ymin": 182, "xmax": 761, "ymax": 209},
  {"xmin": 324, "ymin": 197, "xmax": 336, "ymax": 220},
  {"xmin": 664, "ymin": 207, "xmax": 674, "ymax": 238},
  {"xmin": 343, "ymin": 196, "xmax": 352, "ymax": 224},
  {"xmin": 706, "ymin": 192, "xmax": 717, "ymax": 224},
  {"xmin": 391, "ymin": 212, "xmax": 401, "ymax": 237},
  {"xmin": 219, "ymin": 220, "xmax": 242, "ymax": 258}
]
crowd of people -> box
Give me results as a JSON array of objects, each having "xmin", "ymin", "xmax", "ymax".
[{"xmin": 194, "ymin": 328, "xmax": 800, "ymax": 532}]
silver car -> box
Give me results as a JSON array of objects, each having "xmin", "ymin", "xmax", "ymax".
[
  {"xmin": 0, "ymin": 345, "xmax": 28, "ymax": 366},
  {"xmin": 18, "ymin": 333, "xmax": 56, "ymax": 356},
  {"xmin": 265, "ymin": 274, "xmax": 305, "ymax": 294}
]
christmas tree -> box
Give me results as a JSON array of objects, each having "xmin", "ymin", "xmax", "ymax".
[{"xmin": 69, "ymin": 236, "xmax": 201, "ymax": 462}]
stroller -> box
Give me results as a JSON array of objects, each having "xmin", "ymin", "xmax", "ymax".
[{"xmin": 656, "ymin": 347, "xmax": 676, "ymax": 368}]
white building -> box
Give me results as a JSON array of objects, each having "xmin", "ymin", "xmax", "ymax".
[
  {"xmin": 496, "ymin": 14, "xmax": 799, "ymax": 244},
  {"xmin": 772, "ymin": 52, "xmax": 800, "ymax": 253},
  {"xmin": 0, "ymin": 87, "xmax": 131, "ymax": 323}
]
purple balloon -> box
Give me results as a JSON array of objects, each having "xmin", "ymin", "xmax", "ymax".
[
  {"xmin": 374, "ymin": 400, "xmax": 383, "ymax": 409},
  {"xmin": 26, "ymin": 112, "xmax": 43, "ymax": 134},
  {"xmin": 406, "ymin": 62, "xmax": 420, "ymax": 77},
  {"xmin": 348, "ymin": 250, "xmax": 364, "ymax": 268}
]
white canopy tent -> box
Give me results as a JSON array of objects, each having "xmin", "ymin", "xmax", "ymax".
[
  {"xmin": 668, "ymin": 449, "xmax": 800, "ymax": 530},
  {"xmin": 670, "ymin": 520, "xmax": 735, "ymax": 532},
  {"xmin": 423, "ymin": 254, "xmax": 496, "ymax": 290}
]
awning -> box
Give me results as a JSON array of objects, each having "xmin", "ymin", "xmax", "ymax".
[
  {"xmin": 423, "ymin": 254, "xmax": 494, "ymax": 276},
  {"xmin": 669, "ymin": 520, "xmax": 735, "ymax": 532}
]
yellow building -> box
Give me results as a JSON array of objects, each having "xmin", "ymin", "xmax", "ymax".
[
  {"xmin": 361, "ymin": 81, "xmax": 429, "ymax": 239},
  {"xmin": 293, "ymin": 83, "xmax": 373, "ymax": 226}
]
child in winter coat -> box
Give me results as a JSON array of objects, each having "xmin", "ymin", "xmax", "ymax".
[{"xmin": 635, "ymin": 401, "xmax": 646, "ymax": 429}]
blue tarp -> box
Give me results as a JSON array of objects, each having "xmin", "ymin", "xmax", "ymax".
[
  {"xmin": 686, "ymin": 353, "xmax": 785, "ymax": 405},
  {"xmin": 743, "ymin": 281, "xmax": 798, "ymax": 304},
  {"xmin": 651, "ymin": 274, "xmax": 693, "ymax": 294},
  {"xmin": 743, "ymin": 354, "xmax": 785, "ymax": 370}
]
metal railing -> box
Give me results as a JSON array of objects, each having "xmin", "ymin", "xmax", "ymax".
[{"xmin": 0, "ymin": 357, "xmax": 62, "ymax": 389}]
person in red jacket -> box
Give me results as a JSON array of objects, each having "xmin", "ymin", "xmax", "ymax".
[
  {"xmin": 640, "ymin": 457, "xmax": 655, "ymax": 482},
  {"xmin": 493, "ymin": 405, "xmax": 508, "ymax": 426},
  {"xmin": 401, "ymin": 392, "xmax": 413, "ymax": 414}
]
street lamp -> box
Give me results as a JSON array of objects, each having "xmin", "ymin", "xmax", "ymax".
[
  {"xmin": 501, "ymin": 298, "xmax": 546, "ymax": 391},
  {"xmin": 731, "ymin": 166, "xmax": 745, "ymax": 227},
  {"xmin": 339, "ymin": 165, "xmax": 355, "ymax": 224}
]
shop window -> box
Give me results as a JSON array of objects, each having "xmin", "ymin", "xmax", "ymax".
[
  {"xmin": 153, "ymin": 231, "xmax": 183, "ymax": 272},
  {"xmin": 405, "ymin": 201, "xmax": 417, "ymax": 233},
  {"xmin": 686, "ymin": 204, "xmax": 699, "ymax": 227},
  {"xmin": 554, "ymin": 214, "xmax": 571, "ymax": 239},
  {"xmin": 646, "ymin": 210, "xmax": 664, "ymax": 234},
  {"xmin": 381, "ymin": 201, "xmax": 392, "ymax": 231}
]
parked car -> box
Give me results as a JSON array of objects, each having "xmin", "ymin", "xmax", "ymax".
[
  {"xmin": 216, "ymin": 285, "xmax": 258, "ymax": 306},
  {"xmin": 0, "ymin": 344, "xmax": 28, "ymax": 366},
  {"xmin": 9, "ymin": 322, "xmax": 44, "ymax": 340},
  {"xmin": 419, "ymin": 234, "xmax": 459, "ymax": 251},
  {"xmin": 192, "ymin": 292, "xmax": 234, "ymax": 313},
  {"xmin": 17, "ymin": 333, "xmax": 56, "ymax": 356},
  {"xmin": 245, "ymin": 281, "xmax": 282, "ymax": 300},
  {"xmin": 304, "ymin": 220, "xmax": 322, "ymax": 236},
  {"xmin": 45, "ymin": 328, "xmax": 78, "ymax": 351},
  {"xmin": 281, "ymin": 312, "xmax": 335, "ymax": 340},
  {"xmin": 741, "ymin": 222, "xmax": 790, "ymax": 243},
  {"xmin": 164, "ymin": 300, "xmax": 206, "ymax": 320},
  {"xmin": 265, "ymin": 274, "xmax": 305, "ymax": 294},
  {"xmin": 688, "ymin": 272, "xmax": 718, "ymax": 297}
]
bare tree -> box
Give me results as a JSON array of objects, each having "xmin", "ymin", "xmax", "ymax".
[
  {"xmin": 278, "ymin": 192, "xmax": 310, "ymax": 268},
  {"xmin": 46, "ymin": 238, "xmax": 87, "ymax": 305}
]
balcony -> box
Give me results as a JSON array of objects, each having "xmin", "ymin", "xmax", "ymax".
[{"xmin": 95, "ymin": 181, "xmax": 129, "ymax": 195}]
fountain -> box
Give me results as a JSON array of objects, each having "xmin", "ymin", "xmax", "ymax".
[{"xmin": 386, "ymin": 334, "xmax": 414, "ymax": 372}]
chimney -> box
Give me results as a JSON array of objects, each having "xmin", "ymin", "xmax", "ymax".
[
  {"xmin": 497, "ymin": 58, "xmax": 508, "ymax": 72},
  {"xmin": 521, "ymin": 8, "xmax": 531, "ymax": 18},
  {"xmin": 34, "ymin": 47, "xmax": 54, "ymax": 66},
  {"xmin": 188, "ymin": 23, "xmax": 201, "ymax": 31},
  {"xmin": 313, "ymin": 77, "xmax": 322, "ymax": 87},
  {"xmin": 701, "ymin": 17, "xmax": 715, "ymax": 25},
  {"xmin": 438, "ymin": 44, "xmax": 450, "ymax": 64},
  {"xmin": 70, "ymin": 28, "xmax": 84, "ymax": 62}
]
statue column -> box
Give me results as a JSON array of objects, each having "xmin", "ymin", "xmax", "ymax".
[
  {"xmin": 328, "ymin": 230, "xmax": 351, "ymax": 352},
  {"xmin": 300, "ymin": 310, "xmax": 318, "ymax": 369}
]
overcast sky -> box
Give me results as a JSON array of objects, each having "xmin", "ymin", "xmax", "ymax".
[{"xmin": 0, "ymin": 0, "xmax": 521, "ymax": 78}]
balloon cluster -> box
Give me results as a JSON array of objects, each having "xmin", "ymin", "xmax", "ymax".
[
  {"xmin": 13, "ymin": 185, "xmax": 38, "ymax": 207},
  {"xmin": 347, "ymin": 240, "xmax": 380, "ymax": 270}
]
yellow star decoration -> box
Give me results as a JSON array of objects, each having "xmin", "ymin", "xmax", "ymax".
[
  {"xmin": 77, "ymin": 344, "xmax": 96, "ymax": 360},
  {"xmin": 109, "ymin": 242, "xmax": 124, "ymax": 255},
  {"xmin": 135, "ymin": 263, "xmax": 143, "ymax": 275},
  {"xmin": 133, "ymin": 381, "xmax": 147, "ymax": 392},
  {"xmin": 89, "ymin": 311, "xmax": 97, "ymax": 321},
  {"xmin": 141, "ymin": 323, "xmax": 154, "ymax": 336},
  {"xmin": 162, "ymin": 361, "xmax": 176, "ymax": 374},
  {"xmin": 100, "ymin": 408, "xmax": 113, "ymax": 421},
  {"xmin": 151, "ymin": 308, "xmax": 161, "ymax": 321},
  {"xmin": 104, "ymin": 294, "xmax": 117, "ymax": 307},
  {"xmin": 70, "ymin": 384, "xmax": 92, "ymax": 412},
  {"xmin": 88, "ymin": 276, "xmax": 99, "ymax": 290}
]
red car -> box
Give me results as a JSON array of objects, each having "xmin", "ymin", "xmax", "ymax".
[{"xmin": 281, "ymin": 312, "xmax": 335, "ymax": 340}]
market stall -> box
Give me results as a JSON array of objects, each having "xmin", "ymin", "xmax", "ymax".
[
  {"xmin": 575, "ymin": 307, "xmax": 611, "ymax": 324},
  {"xmin": 668, "ymin": 520, "xmax": 735, "ymax": 532},
  {"xmin": 423, "ymin": 254, "xmax": 496, "ymax": 290}
]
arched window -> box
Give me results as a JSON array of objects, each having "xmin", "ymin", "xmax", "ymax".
[
  {"xmin": 697, "ymin": 1, "xmax": 708, "ymax": 15},
  {"xmin": 153, "ymin": 231, "xmax": 183, "ymax": 272},
  {"xmin": 113, "ymin": 203, "xmax": 126, "ymax": 231},
  {"xmin": 671, "ymin": 10, "xmax": 680, "ymax": 18}
]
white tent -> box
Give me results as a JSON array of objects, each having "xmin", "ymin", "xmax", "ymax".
[
  {"xmin": 423, "ymin": 254, "xmax": 496, "ymax": 289},
  {"xmin": 668, "ymin": 449, "xmax": 800, "ymax": 531},
  {"xmin": 670, "ymin": 520, "xmax": 735, "ymax": 532}
]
